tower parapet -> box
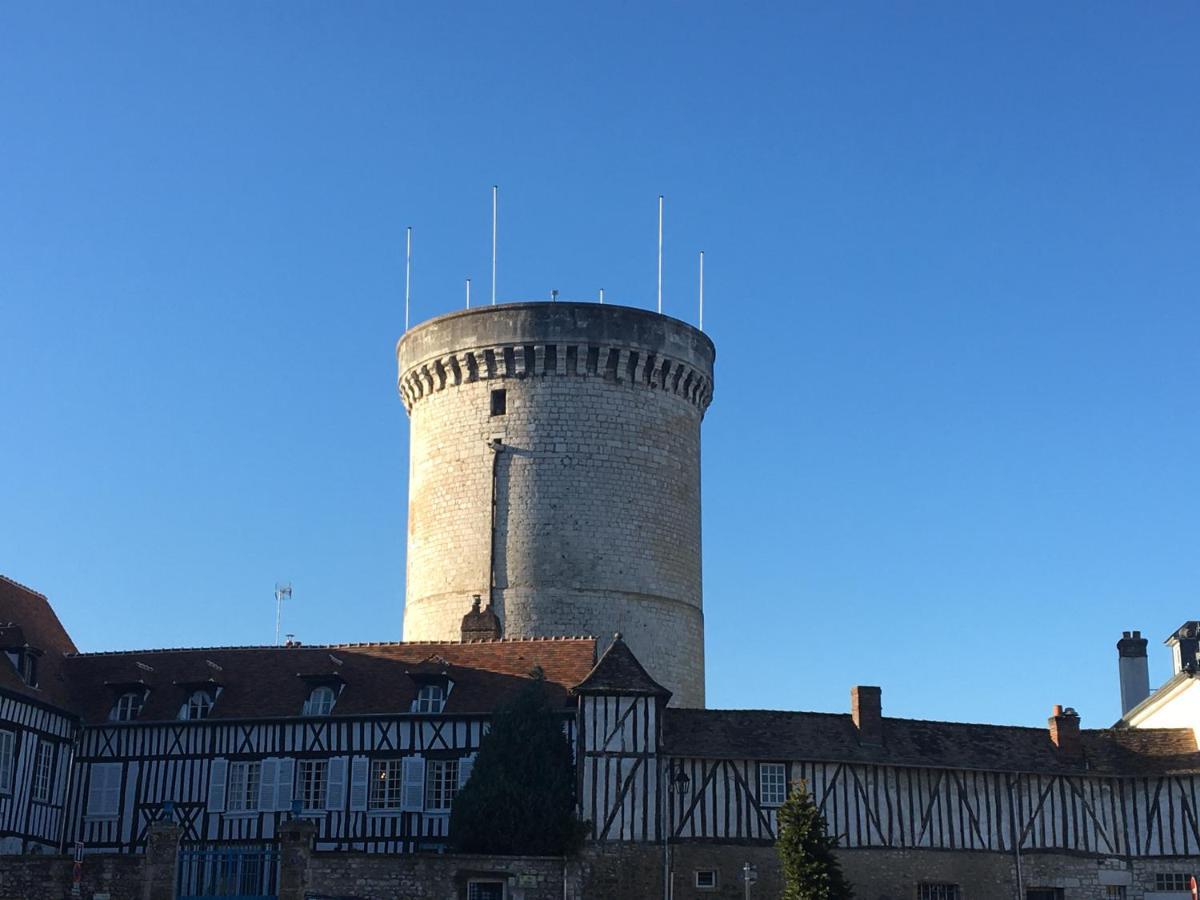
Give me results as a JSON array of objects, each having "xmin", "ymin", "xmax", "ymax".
[{"xmin": 397, "ymin": 302, "xmax": 715, "ymax": 707}]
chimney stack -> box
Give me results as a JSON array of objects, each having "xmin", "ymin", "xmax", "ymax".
[
  {"xmin": 851, "ymin": 685, "xmax": 882, "ymax": 745},
  {"xmin": 1117, "ymin": 630, "xmax": 1150, "ymax": 716},
  {"xmin": 460, "ymin": 595, "xmax": 502, "ymax": 642},
  {"xmin": 1048, "ymin": 704, "xmax": 1083, "ymax": 762}
]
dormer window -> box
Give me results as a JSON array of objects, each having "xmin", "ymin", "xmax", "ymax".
[
  {"xmin": 5, "ymin": 648, "xmax": 40, "ymax": 688},
  {"xmin": 110, "ymin": 691, "xmax": 145, "ymax": 722},
  {"xmin": 180, "ymin": 689, "xmax": 215, "ymax": 721},
  {"xmin": 414, "ymin": 684, "xmax": 445, "ymax": 714},
  {"xmin": 303, "ymin": 685, "xmax": 337, "ymax": 716}
]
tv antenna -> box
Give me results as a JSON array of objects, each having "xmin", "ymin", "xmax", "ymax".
[{"xmin": 274, "ymin": 582, "xmax": 292, "ymax": 646}]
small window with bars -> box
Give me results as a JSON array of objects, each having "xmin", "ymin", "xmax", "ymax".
[
  {"xmin": 1103, "ymin": 887, "xmax": 1126, "ymax": 900},
  {"xmin": 468, "ymin": 880, "xmax": 505, "ymax": 900},
  {"xmin": 1025, "ymin": 889, "xmax": 1064, "ymax": 900},
  {"xmin": 1155, "ymin": 874, "xmax": 1194, "ymax": 892},
  {"xmin": 695, "ymin": 870, "xmax": 718, "ymax": 889},
  {"xmin": 369, "ymin": 759, "xmax": 404, "ymax": 809},
  {"xmin": 919, "ymin": 885, "xmax": 960, "ymax": 900}
]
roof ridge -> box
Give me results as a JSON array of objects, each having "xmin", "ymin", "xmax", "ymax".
[
  {"xmin": 0, "ymin": 573, "xmax": 49, "ymax": 600},
  {"xmin": 67, "ymin": 635, "xmax": 600, "ymax": 657}
]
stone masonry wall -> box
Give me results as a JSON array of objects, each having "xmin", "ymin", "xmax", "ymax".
[
  {"xmin": 0, "ymin": 853, "xmax": 145, "ymax": 900},
  {"xmin": 398, "ymin": 304, "xmax": 715, "ymax": 708}
]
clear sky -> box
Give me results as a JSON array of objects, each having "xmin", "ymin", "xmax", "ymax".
[{"xmin": 2, "ymin": 3, "xmax": 1197, "ymax": 728}]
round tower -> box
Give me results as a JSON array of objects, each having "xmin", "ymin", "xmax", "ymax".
[{"xmin": 397, "ymin": 302, "xmax": 715, "ymax": 707}]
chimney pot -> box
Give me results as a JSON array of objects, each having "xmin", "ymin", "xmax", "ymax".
[
  {"xmin": 1117, "ymin": 629, "xmax": 1151, "ymax": 716},
  {"xmin": 851, "ymin": 685, "xmax": 882, "ymax": 746}
]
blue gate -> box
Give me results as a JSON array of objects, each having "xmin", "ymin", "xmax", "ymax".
[{"xmin": 177, "ymin": 843, "xmax": 279, "ymax": 900}]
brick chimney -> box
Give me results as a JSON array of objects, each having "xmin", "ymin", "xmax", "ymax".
[
  {"xmin": 1048, "ymin": 704, "xmax": 1082, "ymax": 762},
  {"xmin": 460, "ymin": 595, "xmax": 502, "ymax": 642},
  {"xmin": 851, "ymin": 685, "xmax": 882, "ymax": 745},
  {"xmin": 1117, "ymin": 630, "xmax": 1150, "ymax": 716}
]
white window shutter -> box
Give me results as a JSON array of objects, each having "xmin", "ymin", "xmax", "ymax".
[
  {"xmin": 258, "ymin": 759, "xmax": 278, "ymax": 812},
  {"xmin": 458, "ymin": 754, "xmax": 476, "ymax": 789},
  {"xmin": 276, "ymin": 758, "xmax": 295, "ymax": 811},
  {"xmin": 53, "ymin": 744, "xmax": 69, "ymax": 806},
  {"xmin": 207, "ymin": 759, "xmax": 228, "ymax": 812},
  {"xmin": 89, "ymin": 763, "xmax": 121, "ymax": 816},
  {"xmin": 401, "ymin": 756, "xmax": 425, "ymax": 812},
  {"xmin": 326, "ymin": 757, "xmax": 347, "ymax": 811},
  {"xmin": 349, "ymin": 757, "xmax": 370, "ymax": 812}
]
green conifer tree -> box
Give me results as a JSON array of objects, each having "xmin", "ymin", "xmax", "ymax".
[
  {"xmin": 449, "ymin": 670, "xmax": 587, "ymax": 855},
  {"xmin": 776, "ymin": 779, "xmax": 854, "ymax": 900}
]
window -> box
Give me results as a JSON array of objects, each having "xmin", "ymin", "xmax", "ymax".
[
  {"xmin": 0, "ymin": 731, "xmax": 13, "ymax": 793},
  {"xmin": 1026, "ymin": 890, "xmax": 1064, "ymax": 900},
  {"xmin": 425, "ymin": 759, "xmax": 459, "ymax": 812},
  {"xmin": 1155, "ymin": 875, "xmax": 1193, "ymax": 892},
  {"xmin": 6, "ymin": 650, "xmax": 39, "ymax": 687},
  {"xmin": 298, "ymin": 759, "xmax": 327, "ymax": 810},
  {"xmin": 695, "ymin": 870, "xmax": 718, "ymax": 889},
  {"xmin": 468, "ymin": 881, "xmax": 505, "ymax": 900},
  {"xmin": 919, "ymin": 885, "xmax": 961, "ymax": 900},
  {"xmin": 181, "ymin": 689, "xmax": 214, "ymax": 721},
  {"xmin": 369, "ymin": 759, "xmax": 404, "ymax": 809},
  {"xmin": 31, "ymin": 742, "xmax": 54, "ymax": 803},
  {"xmin": 758, "ymin": 762, "xmax": 787, "ymax": 806},
  {"xmin": 490, "ymin": 388, "xmax": 506, "ymax": 417},
  {"xmin": 110, "ymin": 691, "xmax": 144, "ymax": 722},
  {"xmin": 414, "ymin": 684, "xmax": 446, "ymax": 714},
  {"xmin": 303, "ymin": 686, "xmax": 336, "ymax": 716},
  {"xmin": 1104, "ymin": 887, "xmax": 1127, "ymax": 900},
  {"xmin": 86, "ymin": 763, "xmax": 122, "ymax": 817},
  {"xmin": 227, "ymin": 761, "xmax": 261, "ymax": 812}
]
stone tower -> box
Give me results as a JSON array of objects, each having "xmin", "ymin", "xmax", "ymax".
[{"xmin": 396, "ymin": 302, "xmax": 715, "ymax": 707}]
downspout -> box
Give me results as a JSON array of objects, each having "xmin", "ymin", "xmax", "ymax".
[
  {"xmin": 486, "ymin": 438, "xmax": 504, "ymax": 607},
  {"xmin": 1008, "ymin": 774, "xmax": 1024, "ymax": 900}
]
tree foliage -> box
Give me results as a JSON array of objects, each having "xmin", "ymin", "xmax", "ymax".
[
  {"xmin": 449, "ymin": 672, "xmax": 588, "ymax": 855},
  {"xmin": 776, "ymin": 779, "xmax": 854, "ymax": 900}
]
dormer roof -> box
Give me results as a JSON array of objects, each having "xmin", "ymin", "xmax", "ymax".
[{"xmin": 572, "ymin": 634, "xmax": 670, "ymax": 699}]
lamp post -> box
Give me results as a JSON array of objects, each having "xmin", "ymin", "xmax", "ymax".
[{"xmin": 663, "ymin": 763, "xmax": 691, "ymax": 900}]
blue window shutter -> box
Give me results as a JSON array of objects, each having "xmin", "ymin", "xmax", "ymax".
[
  {"xmin": 207, "ymin": 759, "xmax": 228, "ymax": 812},
  {"xmin": 349, "ymin": 757, "xmax": 370, "ymax": 812},
  {"xmin": 258, "ymin": 758, "xmax": 278, "ymax": 811},
  {"xmin": 401, "ymin": 757, "xmax": 425, "ymax": 812},
  {"xmin": 276, "ymin": 758, "xmax": 295, "ymax": 811},
  {"xmin": 326, "ymin": 757, "xmax": 347, "ymax": 811},
  {"xmin": 458, "ymin": 754, "xmax": 476, "ymax": 789}
]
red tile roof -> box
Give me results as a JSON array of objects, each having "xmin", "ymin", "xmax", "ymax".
[
  {"xmin": 0, "ymin": 574, "xmax": 79, "ymax": 709},
  {"xmin": 62, "ymin": 638, "xmax": 598, "ymax": 724}
]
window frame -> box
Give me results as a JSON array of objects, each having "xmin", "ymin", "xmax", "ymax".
[
  {"xmin": 414, "ymin": 684, "xmax": 446, "ymax": 714},
  {"xmin": 424, "ymin": 758, "xmax": 460, "ymax": 812},
  {"xmin": 110, "ymin": 691, "xmax": 145, "ymax": 722},
  {"xmin": 181, "ymin": 689, "xmax": 215, "ymax": 721},
  {"xmin": 0, "ymin": 730, "xmax": 14, "ymax": 795},
  {"xmin": 695, "ymin": 869, "xmax": 718, "ymax": 889},
  {"xmin": 467, "ymin": 880, "xmax": 506, "ymax": 900},
  {"xmin": 758, "ymin": 762, "xmax": 787, "ymax": 807},
  {"xmin": 1154, "ymin": 875, "xmax": 1194, "ymax": 892},
  {"xmin": 918, "ymin": 884, "xmax": 961, "ymax": 900},
  {"xmin": 303, "ymin": 685, "xmax": 337, "ymax": 717},
  {"xmin": 86, "ymin": 762, "xmax": 122, "ymax": 819},
  {"xmin": 368, "ymin": 758, "xmax": 405, "ymax": 810},
  {"xmin": 489, "ymin": 388, "xmax": 507, "ymax": 417},
  {"xmin": 226, "ymin": 760, "xmax": 262, "ymax": 812},
  {"xmin": 31, "ymin": 741, "xmax": 54, "ymax": 803},
  {"xmin": 298, "ymin": 759, "xmax": 328, "ymax": 811}
]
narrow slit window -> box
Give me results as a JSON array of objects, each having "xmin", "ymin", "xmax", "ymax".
[{"xmin": 490, "ymin": 389, "xmax": 507, "ymax": 417}]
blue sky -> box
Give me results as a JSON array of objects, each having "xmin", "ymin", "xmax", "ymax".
[{"xmin": 2, "ymin": 3, "xmax": 1197, "ymax": 727}]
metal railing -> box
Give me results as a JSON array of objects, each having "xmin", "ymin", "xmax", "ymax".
[{"xmin": 177, "ymin": 843, "xmax": 280, "ymax": 900}]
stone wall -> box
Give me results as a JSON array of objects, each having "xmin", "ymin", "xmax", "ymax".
[
  {"xmin": 397, "ymin": 303, "xmax": 716, "ymax": 708},
  {"xmin": 0, "ymin": 853, "xmax": 145, "ymax": 900}
]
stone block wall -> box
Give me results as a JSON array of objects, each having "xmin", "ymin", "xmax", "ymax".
[
  {"xmin": 397, "ymin": 303, "xmax": 716, "ymax": 708},
  {"xmin": 0, "ymin": 853, "xmax": 145, "ymax": 900}
]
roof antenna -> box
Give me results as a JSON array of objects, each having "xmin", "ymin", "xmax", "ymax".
[
  {"xmin": 657, "ymin": 194, "xmax": 664, "ymax": 314},
  {"xmin": 491, "ymin": 185, "xmax": 498, "ymax": 306},
  {"xmin": 466, "ymin": 277, "xmax": 471, "ymax": 309},
  {"xmin": 698, "ymin": 250, "xmax": 704, "ymax": 331},
  {"xmin": 551, "ymin": 289, "xmax": 559, "ymax": 302},
  {"xmin": 404, "ymin": 226, "xmax": 413, "ymax": 331},
  {"xmin": 274, "ymin": 582, "xmax": 292, "ymax": 647}
]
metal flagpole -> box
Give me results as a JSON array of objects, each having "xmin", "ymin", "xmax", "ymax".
[
  {"xmin": 698, "ymin": 251, "xmax": 704, "ymax": 331},
  {"xmin": 491, "ymin": 185, "xmax": 498, "ymax": 305},
  {"xmin": 466, "ymin": 278, "xmax": 471, "ymax": 308},
  {"xmin": 657, "ymin": 195, "xmax": 664, "ymax": 314},
  {"xmin": 405, "ymin": 227, "xmax": 412, "ymax": 331}
]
